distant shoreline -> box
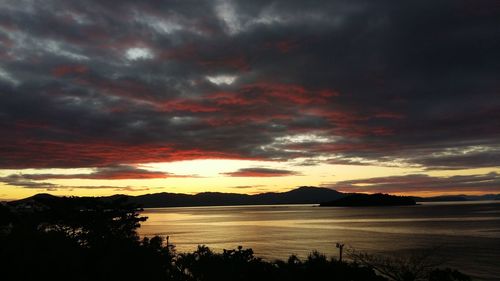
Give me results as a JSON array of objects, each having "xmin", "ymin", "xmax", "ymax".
[
  {"xmin": 5, "ymin": 186, "xmax": 499, "ymax": 208},
  {"xmin": 139, "ymin": 200, "xmax": 500, "ymax": 210}
]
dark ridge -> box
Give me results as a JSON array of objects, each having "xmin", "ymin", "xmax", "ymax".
[
  {"xmin": 320, "ymin": 193, "xmax": 416, "ymax": 207},
  {"xmin": 8, "ymin": 186, "xmax": 344, "ymax": 208},
  {"xmin": 9, "ymin": 188, "xmax": 497, "ymax": 208},
  {"xmin": 128, "ymin": 186, "xmax": 343, "ymax": 207},
  {"xmin": 412, "ymin": 195, "xmax": 468, "ymax": 202},
  {"xmin": 413, "ymin": 194, "xmax": 500, "ymax": 202}
]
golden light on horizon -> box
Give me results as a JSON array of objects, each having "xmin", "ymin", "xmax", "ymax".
[{"xmin": 2, "ymin": 159, "xmax": 499, "ymax": 200}]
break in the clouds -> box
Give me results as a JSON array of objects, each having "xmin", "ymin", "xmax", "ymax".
[
  {"xmin": 0, "ymin": 0, "xmax": 499, "ymax": 193},
  {"xmin": 222, "ymin": 168, "xmax": 300, "ymax": 177}
]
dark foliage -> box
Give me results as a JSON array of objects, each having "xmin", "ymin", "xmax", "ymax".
[
  {"xmin": 429, "ymin": 269, "xmax": 472, "ymax": 281},
  {"xmin": 0, "ymin": 196, "xmax": 468, "ymax": 281}
]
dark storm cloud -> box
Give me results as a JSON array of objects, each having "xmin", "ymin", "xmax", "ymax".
[
  {"xmin": 0, "ymin": 0, "xmax": 499, "ymax": 174},
  {"xmin": 321, "ymin": 172, "xmax": 500, "ymax": 193}
]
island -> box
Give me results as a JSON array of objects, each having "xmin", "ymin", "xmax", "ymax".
[{"xmin": 320, "ymin": 193, "xmax": 417, "ymax": 207}]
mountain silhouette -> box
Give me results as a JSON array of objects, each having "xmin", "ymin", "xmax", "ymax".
[
  {"xmin": 128, "ymin": 186, "xmax": 344, "ymax": 207},
  {"xmin": 9, "ymin": 186, "xmax": 344, "ymax": 208},
  {"xmin": 7, "ymin": 187, "xmax": 498, "ymax": 208},
  {"xmin": 412, "ymin": 194, "xmax": 500, "ymax": 202}
]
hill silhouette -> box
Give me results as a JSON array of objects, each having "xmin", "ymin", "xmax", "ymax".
[
  {"xmin": 413, "ymin": 194, "xmax": 500, "ymax": 202},
  {"xmin": 10, "ymin": 186, "xmax": 343, "ymax": 208},
  {"xmin": 8, "ymin": 187, "xmax": 498, "ymax": 208}
]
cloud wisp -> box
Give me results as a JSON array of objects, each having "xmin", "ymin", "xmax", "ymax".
[
  {"xmin": 222, "ymin": 168, "xmax": 301, "ymax": 177},
  {"xmin": 322, "ymin": 172, "xmax": 500, "ymax": 194},
  {"xmin": 0, "ymin": 165, "xmax": 184, "ymax": 191}
]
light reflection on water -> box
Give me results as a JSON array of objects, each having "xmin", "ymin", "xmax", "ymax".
[{"xmin": 139, "ymin": 201, "xmax": 500, "ymax": 281}]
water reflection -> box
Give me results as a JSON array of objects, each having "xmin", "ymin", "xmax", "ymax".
[{"xmin": 139, "ymin": 201, "xmax": 500, "ymax": 281}]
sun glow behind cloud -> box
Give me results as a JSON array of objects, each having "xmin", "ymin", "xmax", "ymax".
[
  {"xmin": 1, "ymin": 158, "xmax": 500, "ymax": 199},
  {"xmin": 0, "ymin": 159, "xmax": 436, "ymax": 199}
]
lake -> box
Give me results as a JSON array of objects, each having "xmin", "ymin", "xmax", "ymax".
[{"xmin": 139, "ymin": 201, "xmax": 500, "ymax": 281}]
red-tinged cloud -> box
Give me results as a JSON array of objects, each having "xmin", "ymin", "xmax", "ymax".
[
  {"xmin": 0, "ymin": 0, "xmax": 499, "ymax": 184},
  {"xmin": 0, "ymin": 139, "xmax": 257, "ymax": 169},
  {"xmin": 52, "ymin": 65, "xmax": 88, "ymax": 77},
  {"xmin": 222, "ymin": 168, "xmax": 300, "ymax": 177},
  {"xmin": 239, "ymin": 83, "xmax": 335, "ymax": 105},
  {"xmin": 197, "ymin": 83, "xmax": 342, "ymax": 126},
  {"xmin": 373, "ymin": 111, "xmax": 405, "ymax": 120},
  {"xmin": 161, "ymin": 99, "xmax": 220, "ymax": 113},
  {"xmin": 208, "ymin": 92, "xmax": 255, "ymax": 106},
  {"xmin": 0, "ymin": 165, "xmax": 186, "ymax": 190}
]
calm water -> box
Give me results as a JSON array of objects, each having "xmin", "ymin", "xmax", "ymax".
[{"xmin": 139, "ymin": 201, "xmax": 500, "ymax": 281}]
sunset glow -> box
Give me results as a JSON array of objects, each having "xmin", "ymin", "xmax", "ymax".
[{"xmin": 1, "ymin": 0, "xmax": 499, "ymax": 200}]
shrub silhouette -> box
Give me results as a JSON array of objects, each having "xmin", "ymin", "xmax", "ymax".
[{"xmin": 348, "ymin": 248, "xmax": 470, "ymax": 281}]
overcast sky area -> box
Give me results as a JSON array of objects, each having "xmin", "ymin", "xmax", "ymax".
[{"xmin": 0, "ymin": 0, "xmax": 499, "ymax": 199}]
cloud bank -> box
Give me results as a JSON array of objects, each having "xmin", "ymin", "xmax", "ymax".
[{"xmin": 0, "ymin": 1, "xmax": 499, "ymax": 194}]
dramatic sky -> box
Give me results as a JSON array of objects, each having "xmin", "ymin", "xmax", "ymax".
[{"xmin": 1, "ymin": 0, "xmax": 499, "ymax": 200}]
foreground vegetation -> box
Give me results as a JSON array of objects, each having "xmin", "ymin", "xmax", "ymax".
[{"xmin": 0, "ymin": 196, "xmax": 470, "ymax": 281}]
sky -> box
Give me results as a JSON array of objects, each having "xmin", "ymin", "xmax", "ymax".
[{"xmin": 0, "ymin": 0, "xmax": 499, "ymax": 200}]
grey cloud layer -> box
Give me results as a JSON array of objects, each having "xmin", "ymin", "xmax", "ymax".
[
  {"xmin": 322, "ymin": 172, "xmax": 500, "ymax": 193},
  {"xmin": 0, "ymin": 0, "xmax": 499, "ymax": 174},
  {"xmin": 0, "ymin": 165, "xmax": 172, "ymax": 190}
]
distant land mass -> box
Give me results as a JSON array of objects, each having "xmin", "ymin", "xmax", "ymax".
[
  {"xmin": 122, "ymin": 186, "xmax": 344, "ymax": 207},
  {"xmin": 412, "ymin": 194, "xmax": 500, "ymax": 202},
  {"xmin": 5, "ymin": 187, "xmax": 499, "ymax": 208},
  {"xmin": 320, "ymin": 193, "xmax": 417, "ymax": 207},
  {"xmin": 8, "ymin": 186, "xmax": 343, "ymax": 208}
]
